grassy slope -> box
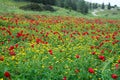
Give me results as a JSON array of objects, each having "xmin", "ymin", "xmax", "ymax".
[
  {"xmin": 0, "ymin": 0, "xmax": 93, "ymax": 18},
  {"xmin": 96, "ymin": 9, "xmax": 120, "ymax": 19},
  {"xmin": 0, "ymin": 0, "xmax": 120, "ymax": 19}
]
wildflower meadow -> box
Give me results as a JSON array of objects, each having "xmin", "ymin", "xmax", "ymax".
[{"xmin": 0, "ymin": 14, "xmax": 120, "ymax": 80}]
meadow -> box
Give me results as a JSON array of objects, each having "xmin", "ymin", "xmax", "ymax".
[{"xmin": 0, "ymin": 13, "xmax": 120, "ymax": 80}]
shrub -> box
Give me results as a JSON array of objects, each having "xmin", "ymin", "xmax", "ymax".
[
  {"xmin": 43, "ymin": 5, "xmax": 55, "ymax": 11},
  {"xmin": 19, "ymin": 3, "xmax": 55, "ymax": 12},
  {"xmin": 19, "ymin": 3, "xmax": 44, "ymax": 11}
]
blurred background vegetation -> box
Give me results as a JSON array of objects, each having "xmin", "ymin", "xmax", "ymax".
[{"xmin": 0, "ymin": 0, "xmax": 120, "ymax": 19}]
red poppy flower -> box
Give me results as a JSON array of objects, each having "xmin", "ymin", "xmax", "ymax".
[
  {"xmin": 1, "ymin": 27, "xmax": 6, "ymax": 30},
  {"xmin": 45, "ymin": 32, "xmax": 49, "ymax": 37},
  {"xmin": 36, "ymin": 38, "xmax": 42, "ymax": 44},
  {"xmin": 115, "ymin": 64, "xmax": 119, "ymax": 70},
  {"xmin": 99, "ymin": 42, "xmax": 104, "ymax": 47},
  {"xmin": 101, "ymin": 50, "xmax": 104, "ymax": 54},
  {"xmin": 6, "ymin": 30, "xmax": 12, "ymax": 35},
  {"xmin": 112, "ymin": 40, "xmax": 119, "ymax": 45},
  {"xmin": 105, "ymin": 35, "xmax": 110, "ymax": 38},
  {"xmin": 75, "ymin": 69, "xmax": 79, "ymax": 73},
  {"xmin": 31, "ymin": 44, "xmax": 34, "ymax": 48},
  {"xmin": 16, "ymin": 32, "xmax": 23, "ymax": 38},
  {"xmin": 91, "ymin": 52, "xmax": 96, "ymax": 55},
  {"xmin": 48, "ymin": 26, "xmax": 51, "ymax": 28},
  {"xmin": 53, "ymin": 32, "xmax": 59, "ymax": 35},
  {"xmin": 9, "ymin": 51, "xmax": 16, "ymax": 56},
  {"xmin": 44, "ymin": 42, "xmax": 48, "ymax": 44},
  {"xmin": 0, "ymin": 55, "xmax": 4, "ymax": 61},
  {"xmin": 49, "ymin": 49, "xmax": 53, "ymax": 55},
  {"xmin": 88, "ymin": 68, "xmax": 94, "ymax": 74},
  {"xmin": 96, "ymin": 36, "xmax": 100, "ymax": 40},
  {"xmin": 112, "ymin": 36, "xmax": 115, "ymax": 39},
  {"xmin": 1, "ymin": 42, "xmax": 4, "ymax": 45},
  {"xmin": 4, "ymin": 71, "xmax": 10, "ymax": 77},
  {"xmin": 76, "ymin": 54, "xmax": 80, "ymax": 58},
  {"xmin": 98, "ymin": 55, "xmax": 105, "ymax": 61},
  {"xmin": 118, "ymin": 60, "xmax": 120, "ymax": 63},
  {"xmin": 63, "ymin": 76, "xmax": 67, "ymax": 80},
  {"xmin": 15, "ymin": 44, "xmax": 18, "ymax": 48},
  {"xmin": 113, "ymin": 31, "xmax": 118, "ymax": 36},
  {"xmin": 11, "ymin": 36, "xmax": 14, "ymax": 39},
  {"xmin": 8, "ymin": 46, "xmax": 14, "ymax": 51},
  {"xmin": 49, "ymin": 66, "xmax": 53, "ymax": 70},
  {"xmin": 82, "ymin": 32, "xmax": 89, "ymax": 36},
  {"xmin": 111, "ymin": 74, "xmax": 118, "ymax": 79},
  {"xmin": 90, "ymin": 46, "xmax": 95, "ymax": 49}
]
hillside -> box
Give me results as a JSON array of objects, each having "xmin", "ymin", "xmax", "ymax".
[
  {"xmin": 0, "ymin": 0, "xmax": 120, "ymax": 19},
  {"xmin": 96, "ymin": 9, "xmax": 120, "ymax": 19},
  {"xmin": 0, "ymin": 0, "xmax": 91, "ymax": 17}
]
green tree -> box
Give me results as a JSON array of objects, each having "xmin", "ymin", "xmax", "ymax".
[
  {"xmin": 101, "ymin": 3, "xmax": 105, "ymax": 9},
  {"xmin": 77, "ymin": 0, "xmax": 88, "ymax": 14},
  {"xmin": 108, "ymin": 3, "xmax": 111, "ymax": 10},
  {"xmin": 56, "ymin": 0, "xmax": 64, "ymax": 7},
  {"xmin": 95, "ymin": 3, "xmax": 98, "ymax": 9},
  {"xmin": 93, "ymin": 3, "xmax": 98, "ymax": 9},
  {"xmin": 89, "ymin": 3, "xmax": 92, "ymax": 10},
  {"xmin": 71, "ymin": 0, "xmax": 77, "ymax": 10},
  {"xmin": 64, "ymin": 0, "xmax": 70, "ymax": 9}
]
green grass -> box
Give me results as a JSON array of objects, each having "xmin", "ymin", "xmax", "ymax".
[{"xmin": 96, "ymin": 9, "xmax": 120, "ymax": 19}]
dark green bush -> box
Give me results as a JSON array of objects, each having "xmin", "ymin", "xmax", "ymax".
[
  {"xmin": 43, "ymin": 5, "xmax": 55, "ymax": 11},
  {"xmin": 19, "ymin": 3, "xmax": 44, "ymax": 11},
  {"xmin": 19, "ymin": 3, "xmax": 55, "ymax": 11}
]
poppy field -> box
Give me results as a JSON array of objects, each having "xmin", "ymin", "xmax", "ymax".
[{"xmin": 0, "ymin": 14, "xmax": 120, "ymax": 80}]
